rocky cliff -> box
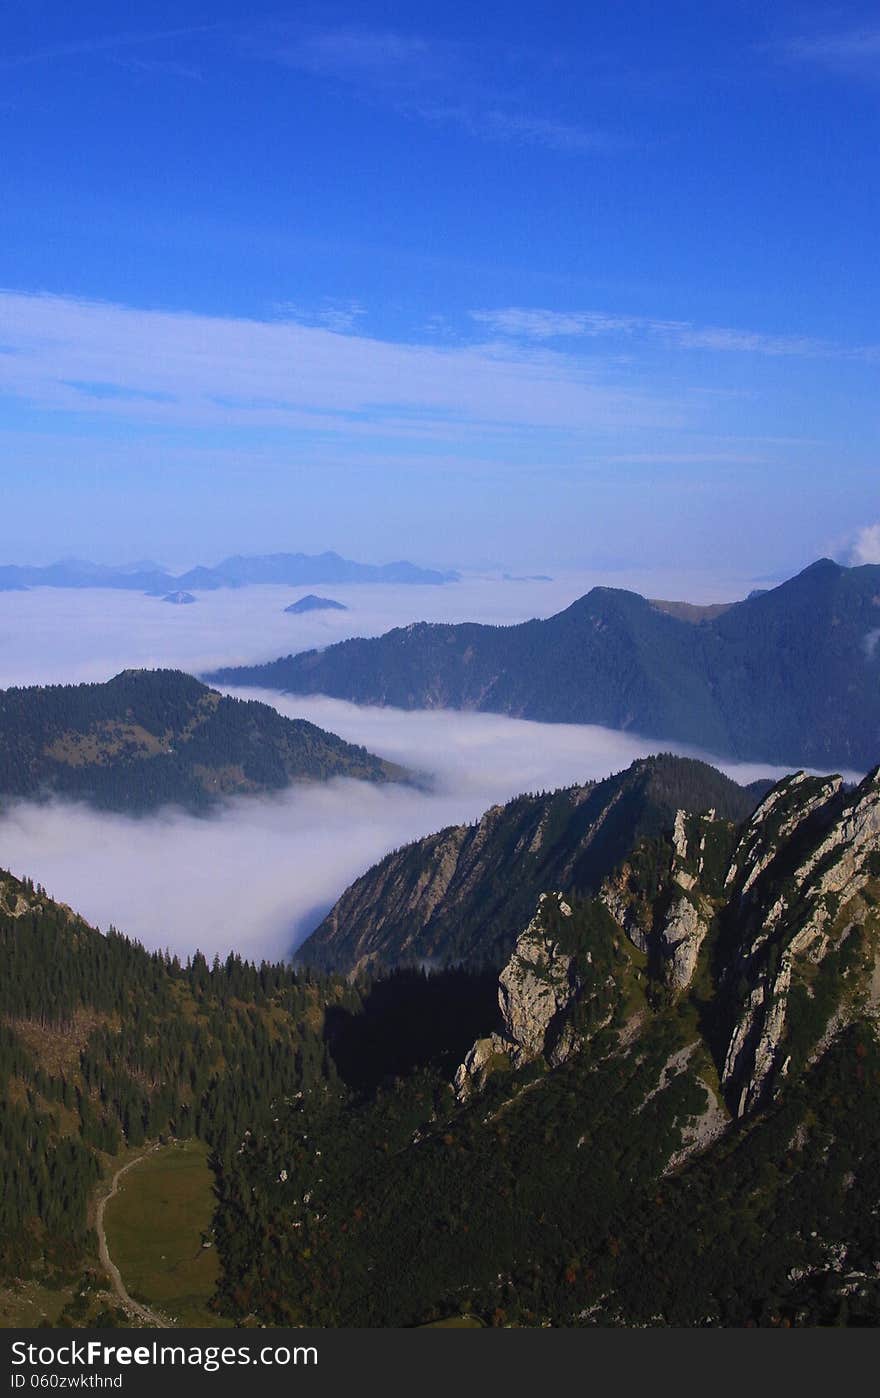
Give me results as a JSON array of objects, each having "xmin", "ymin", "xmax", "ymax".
[
  {"xmin": 211, "ymin": 762, "xmax": 880, "ymax": 1328},
  {"xmin": 455, "ymin": 766, "xmax": 880, "ymax": 1133}
]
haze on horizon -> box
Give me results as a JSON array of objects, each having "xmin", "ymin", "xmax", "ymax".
[{"xmin": 1, "ymin": 2, "xmax": 879, "ymax": 578}]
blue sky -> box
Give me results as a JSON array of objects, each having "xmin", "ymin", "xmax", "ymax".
[{"xmin": 1, "ymin": 1, "xmax": 878, "ymax": 580}]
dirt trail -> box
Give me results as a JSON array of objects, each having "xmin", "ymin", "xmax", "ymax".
[{"xmin": 96, "ymin": 1146, "xmax": 170, "ymax": 1328}]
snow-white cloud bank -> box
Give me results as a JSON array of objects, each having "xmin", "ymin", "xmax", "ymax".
[
  {"xmin": 0, "ymin": 575, "xmax": 841, "ymax": 962},
  {"xmin": 0, "ymin": 689, "xmax": 839, "ymax": 963}
]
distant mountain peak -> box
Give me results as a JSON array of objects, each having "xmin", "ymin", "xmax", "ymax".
[
  {"xmin": 284, "ymin": 594, "xmax": 348, "ymax": 615},
  {"xmin": 210, "ymin": 556, "xmax": 880, "ymax": 770},
  {"xmin": 0, "ymin": 551, "xmax": 459, "ymax": 592}
]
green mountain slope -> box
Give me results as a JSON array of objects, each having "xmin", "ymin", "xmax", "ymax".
[
  {"xmin": 207, "ymin": 558, "xmax": 880, "ymax": 769},
  {"xmin": 3, "ymin": 761, "xmax": 880, "ymax": 1326},
  {"xmin": 0, "ymin": 868, "xmax": 492, "ymax": 1308},
  {"xmin": 213, "ymin": 766, "xmax": 880, "ymax": 1327},
  {"xmin": 298, "ymin": 754, "xmax": 769, "ymax": 973},
  {"xmin": 0, "ymin": 669, "xmax": 406, "ymax": 813}
]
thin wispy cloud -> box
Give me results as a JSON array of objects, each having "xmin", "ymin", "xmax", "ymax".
[
  {"xmin": 781, "ymin": 28, "xmax": 880, "ymax": 75},
  {"xmin": 250, "ymin": 23, "xmax": 611, "ymax": 154},
  {"xmin": 276, "ymin": 27, "xmax": 443, "ymax": 90},
  {"xmin": 115, "ymin": 56, "xmax": 204, "ymax": 82},
  {"xmin": 0, "ymin": 289, "xmax": 679, "ymax": 444},
  {"xmin": 426, "ymin": 107, "xmax": 613, "ymax": 153},
  {"xmin": 274, "ymin": 299, "xmax": 367, "ymax": 334},
  {"xmin": 471, "ymin": 306, "xmax": 880, "ymax": 362},
  {"xmin": 0, "ymin": 288, "xmax": 867, "ymax": 500},
  {"xmin": 472, "ymin": 309, "xmax": 637, "ymax": 340}
]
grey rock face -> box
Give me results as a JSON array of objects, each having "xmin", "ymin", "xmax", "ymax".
[
  {"xmin": 457, "ymin": 766, "xmax": 880, "ymax": 1130},
  {"xmin": 721, "ymin": 767, "xmax": 880, "ymax": 1116},
  {"xmin": 455, "ymin": 892, "xmax": 583, "ymax": 1098},
  {"xmin": 497, "ymin": 894, "xmax": 577, "ymax": 1058},
  {"xmin": 659, "ymin": 895, "xmax": 709, "ymax": 991}
]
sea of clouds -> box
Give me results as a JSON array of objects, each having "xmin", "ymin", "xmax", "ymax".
[
  {"xmin": 0, "ymin": 565, "xmax": 764, "ymax": 689},
  {"xmin": 0, "ymin": 569, "xmax": 832, "ymax": 960}
]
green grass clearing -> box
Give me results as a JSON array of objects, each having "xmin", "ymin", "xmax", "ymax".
[{"xmin": 103, "ymin": 1140, "xmax": 230, "ymax": 1327}]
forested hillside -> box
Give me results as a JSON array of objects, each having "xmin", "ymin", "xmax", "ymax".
[
  {"xmin": 4, "ymin": 759, "xmax": 880, "ymax": 1327},
  {"xmin": 0, "ymin": 867, "xmax": 495, "ymax": 1303},
  {"xmin": 0, "ymin": 669, "xmax": 406, "ymax": 813},
  {"xmin": 209, "ymin": 558, "xmax": 880, "ymax": 770}
]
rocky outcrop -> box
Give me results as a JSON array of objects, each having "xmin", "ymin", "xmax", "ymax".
[
  {"xmin": 658, "ymin": 895, "xmax": 709, "ymax": 991},
  {"xmin": 497, "ymin": 894, "xmax": 577, "ymax": 1057},
  {"xmin": 458, "ymin": 767, "xmax": 880, "ymax": 1123},
  {"xmin": 726, "ymin": 772, "xmax": 843, "ymax": 896},
  {"xmin": 452, "ymin": 1033, "xmax": 510, "ymax": 1100},
  {"xmin": 600, "ymin": 808, "xmax": 719, "ymax": 992},
  {"xmin": 720, "ymin": 767, "xmax": 880, "ymax": 1116},
  {"xmin": 455, "ymin": 893, "xmax": 589, "ymax": 1098}
]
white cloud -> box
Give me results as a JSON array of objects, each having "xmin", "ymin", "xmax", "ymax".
[
  {"xmin": 471, "ymin": 308, "xmax": 635, "ymax": 340},
  {"xmin": 472, "ymin": 305, "xmax": 878, "ymax": 362},
  {"xmin": 254, "ymin": 26, "xmax": 610, "ymax": 153},
  {"xmin": 419, "ymin": 105, "xmax": 612, "ymax": 152},
  {"xmin": 0, "ymin": 694, "xmax": 820, "ymax": 963},
  {"xmin": 849, "ymin": 523, "xmax": 880, "ymax": 565},
  {"xmin": 0, "ymin": 289, "xmax": 675, "ymax": 440},
  {"xmin": 0, "ymin": 576, "xmax": 809, "ymax": 962},
  {"xmin": 0, "ymin": 25, "xmax": 217, "ymax": 70},
  {"xmin": 276, "ymin": 28, "xmax": 439, "ymax": 88}
]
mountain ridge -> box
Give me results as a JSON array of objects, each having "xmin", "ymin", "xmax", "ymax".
[
  {"xmin": 215, "ymin": 762, "xmax": 880, "ymax": 1326},
  {"xmin": 4, "ymin": 758, "xmax": 880, "ymax": 1325},
  {"xmin": 297, "ymin": 754, "xmax": 770, "ymax": 974},
  {"xmin": 207, "ymin": 558, "xmax": 880, "ymax": 770}
]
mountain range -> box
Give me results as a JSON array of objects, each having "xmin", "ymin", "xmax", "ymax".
[
  {"xmin": 0, "ymin": 551, "xmax": 458, "ymax": 592},
  {"xmin": 299, "ymin": 754, "xmax": 770, "ymax": 973},
  {"xmin": 208, "ymin": 558, "xmax": 880, "ymax": 771},
  {"xmin": 4, "ymin": 753, "xmax": 879, "ymax": 1325},
  {"xmin": 0, "ymin": 669, "xmax": 406, "ymax": 814},
  {"xmin": 218, "ymin": 759, "xmax": 880, "ymax": 1325}
]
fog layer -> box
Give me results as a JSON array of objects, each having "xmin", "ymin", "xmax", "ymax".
[
  {"xmin": 0, "ymin": 691, "xmax": 835, "ymax": 961},
  {"xmin": 0, "ymin": 566, "xmax": 765, "ymax": 689},
  {"xmin": 0, "ymin": 573, "xmax": 832, "ymax": 962}
]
